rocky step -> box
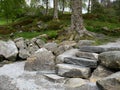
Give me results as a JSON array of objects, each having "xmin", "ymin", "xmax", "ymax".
[
  {"xmin": 56, "ymin": 64, "xmax": 91, "ymax": 79},
  {"xmin": 44, "ymin": 74, "xmax": 65, "ymax": 83},
  {"xmin": 65, "ymin": 78, "xmax": 99, "ymax": 90},
  {"xmin": 79, "ymin": 46, "xmax": 120, "ymax": 53},
  {"xmin": 96, "ymin": 71, "xmax": 120, "ymax": 90},
  {"xmin": 76, "ymin": 51, "xmax": 98, "ymax": 60},
  {"xmin": 64, "ymin": 57, "xmax": 97, "ymax": 68}
]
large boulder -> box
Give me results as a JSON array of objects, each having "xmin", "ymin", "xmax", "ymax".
[
  {"xmin": 90, "ymin": 65, "xmax": 114, "ymax": 82},
  {"xmin": 98, "ymin": 51, "xmax": 120, "ymax": 70},
  {"xmin": 65, "ymin": 78, "xmax": 99, "ymax": 90},
  {"xmin": 56, "ymin": 64, "xmax": 91, "ymax": 78},
  {"xmin": 97, "ymin": 71, "xmax": 120, "ymax": 90},
  {"xmin": 24, "ymin": 48, "xmax": 55, "ymax": 71},
  {"xmin": 0, "ymin": 40, "xmax": 18, "ymax": 61}
]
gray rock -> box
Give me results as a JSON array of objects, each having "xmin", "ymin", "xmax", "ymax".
[
  {"xmin": 54, "ymin": 45, "xmax": 73, "ymax": 56},
  {"xmin": 79, "ymin": 46, "xmax": 106, "ymax": 53},
  {"xmin": 90, "ymin": 65, "xmax": 114, "ymax": 82},
  {"xmin": 43, "ymin": 42, "xmax": 58, "ymax": 52},
  {"xmin": 76, "ymin": 51, "xmax": 98, "ymax": 60},
  {"xmin": 0, "ymin": 40, "xmax": 18, "ymax": 61},
  {"xmin": 97, "ymin": 71, "xmax": 120, "ymax": 90},
  {"xmin": 54, "ymin": 41, "xmax": 76, "ymax": 56},
  {"xmin": 64, "ymin": 78, "xmax": 89, "ymax": 88},
  {"xmin": 56, "ymin": 64, "xmax": 91, "ymax": 78},
  {"xmin": 44, "ymin": 74, "xmax": 65, "ymax": 83},
  {"xmin": 56, "ymin": 49, "xmax": 79, "ymax": 64},
  {"xmin": 14, "ymin": 37, "xmax": 30, "ymax": 59},
  {"xmin": 35, "ymin": 39, "xmax": 45, "ymax": 48},
  {"xmin": 64, "ymin": 78, "xmax": 99, "ymax": 90},
  {"xmin": 79, "ymin": 46, "xmax": 120, "ymax": 53},
  {"xmin": 102, "ymin": 27, "xmax": 109, "ymax": 31},
  {"xmin": 27, "ymin": 42, "xmax": 39, "ymax": 54},
  {"xmin": 14, "ymin": 37, "xmax": 27, "ymax": 49},
  {"xmin": 64, "ymin": 57, "xmax": 97, "ymax": 68},
  {"xmin": 0, "ymin": 75, "xmax": 18, "ymax": 90},
  {"xmin": 24, "ymin": 48, "xmax": 55, "ymax": 71},
  {"xmin": 77, "ymin": 40, "xmax": 95, "ymax": 47},
  {"xmin": 19, "ymin": 49, "xmax": 30, "ymax": 59},
  {"xmin": 98, "ymin": 51, "xmax": 120, "ymax": 70},
  {"xmin": 59, "ymin": 41, "xmax": 77, "ymax": 47}
]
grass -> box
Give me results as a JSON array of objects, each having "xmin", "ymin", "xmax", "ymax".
[
  {"xmin": 0, "ymin": 19, "xmax": 12, "ymax": 25},
  {"xmin": 14, "ymin": 30, "xmax": 58, "ymax": 39},
  {"xmin": 0, "ymin": 14, "xmax": 120, "ymax": 42}
]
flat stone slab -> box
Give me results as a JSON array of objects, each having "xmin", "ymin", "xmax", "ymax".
[
  {"xmin": 56, "ymin": 64, "xmax": 91, "ymax": 79},
  {"xmin": 64, "ymin": 57, "xmax": 97, "ymax": 68},
  {"xmin": 44, "ymin": 74, "xmax": 65, "ymax": 83},
  {"xmin": 76, "ymin": 51, "xmax": 98, "ymax": 60},
  {"xmin": 79, "ymin": 46, "xmax": 120, "ymax": 53},
  {"xmin": 79, "ymin": 46, "xmax": 106, "ymax": 53},
  {"xmin": 56, "ymin": 49, "xmax": 79, "ymax": 64}
]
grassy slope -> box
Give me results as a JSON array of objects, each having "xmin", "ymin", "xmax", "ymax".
[{"xmin": 0, "ymin": 14, "xmax": 120, "ymax": 42}]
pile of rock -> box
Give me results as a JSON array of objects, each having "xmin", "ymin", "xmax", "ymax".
[{"xmin": 1, "ymin": 37, "xmax": 120, "ymax": 90}]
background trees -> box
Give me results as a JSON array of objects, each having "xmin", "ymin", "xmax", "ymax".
[
  {"xmin": 0, "ymin": 0, "xmax": 119, "ymax": 39},
  {"xmin": 0, "ymin": 0, "xmax": 26, "ymax": 22}
]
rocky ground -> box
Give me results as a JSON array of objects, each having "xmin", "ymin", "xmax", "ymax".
[{"xmin": 0, "ymin": 35, "xmax": 120, "ymax": 90}]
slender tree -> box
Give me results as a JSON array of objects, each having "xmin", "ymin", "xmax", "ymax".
[
  {"xmin": 53, "ymin": 0, "xmax": 59, "ymax": 20},
  {"xmin": 87, "ymin": 0, "xmax": 91, "ymax": 13}
]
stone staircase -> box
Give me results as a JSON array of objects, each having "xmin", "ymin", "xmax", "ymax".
[{"xmin": 44, "ymin": 45, "xmax": 120, "ymax": 90}]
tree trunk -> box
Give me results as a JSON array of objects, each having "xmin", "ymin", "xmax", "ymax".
[
  {"xmin": 87, "ymin": 0, "xmax": 91, "ymax": 14},
  {"xmin": 91, "ymin": 0, "xmax": 98, "ymax": 13},
  {"xmin": 53, "ymin": 0, "xmax": 58, "ymax": 20},
  {"xmin": 62, "ymin": 0, "xmax": 65, "ymax": 14},
  {"xmin": 45, "ymin": 0, "xmax": 49, "ymax": 15},
  {"xmin": 71, "ymin": 0, "xmax": 88, "ymax": 37}
]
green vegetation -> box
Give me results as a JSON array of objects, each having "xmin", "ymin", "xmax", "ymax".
[{"xmin": 0, "ymin": 0, "xmax": 120, "ymax": 44}]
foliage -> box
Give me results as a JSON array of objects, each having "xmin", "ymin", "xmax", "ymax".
[{"xmin": 0, "ymin": 0, "xmax": 26, "ymax": 21}]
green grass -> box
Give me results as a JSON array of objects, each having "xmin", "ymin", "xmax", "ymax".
[
  {"xmin": 0, "ymin": 19, "xmax": 12, "ymax": 25},
  {"xmin": 84, "ymin": 19, "xmax": 120, "ymax": 36},
  {"xmin": 14, "ymin": 30, "xmax": 58, "ymax": 39}
]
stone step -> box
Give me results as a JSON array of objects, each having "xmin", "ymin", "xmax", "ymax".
[
  {"xmin": 56, "ymin": 64, "xmax": 91, "ymax": 79},
  {"xmin": 44, "ymin": 74, "xmax": 65, "ymax": 83},
  {"xmin": 64, "ymin": 57, "xmax": 97, "ymax": 68},
  {"xmin": 79, "ymin": 46, "xmax": 120, "ymax": 53},
  {"xmin": 79, "ymin": 46, "xmax": 106, "ymax": 53},
  {"xmin": 76, "ymin": 51, "xmax": 98, "ymax": 60}
]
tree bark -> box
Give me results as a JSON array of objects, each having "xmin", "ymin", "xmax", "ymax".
[
  {"xmin": 71, "ymin": 0, "xmax": 88, "ymax": 37},
  {"xmin": 62, "ymin": 0, "xmax": 65, "ymax": 14},
  {"xmin": 87, "ymin": 0, "xmax": 91, "ymax": 14},
  {"xmin": 45, "ymin": 0, "xmax": 49, "ymax": 15},
  {"xmin": 91, "ymin": 0, "xmax": 98, "ymax": 13},
  {"xmin": 53, "ymin": 0, "xmax": 58, "ymax": 20}
]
